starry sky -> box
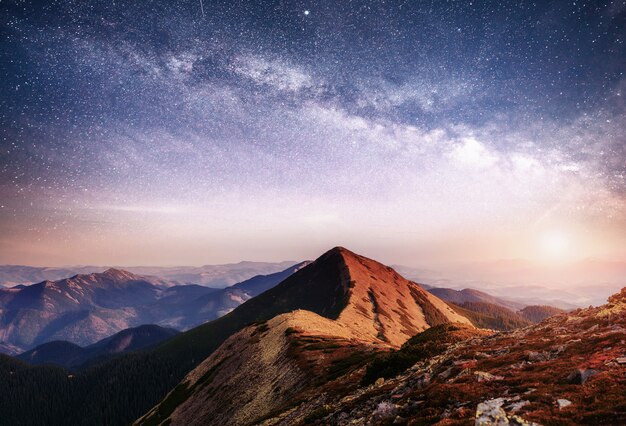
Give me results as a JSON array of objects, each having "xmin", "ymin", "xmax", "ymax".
[{"xmin": 0, "ymin": 0, "xmax": 625, "ymax": 267}]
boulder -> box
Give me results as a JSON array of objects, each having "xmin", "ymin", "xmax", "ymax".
[
  {"xmin": 566, "ymin": 368, "xmax": 597, "ymax": 384},
  {"xmin": 556, "ymin": 399, "xmax": 572, "ymax": 409}
]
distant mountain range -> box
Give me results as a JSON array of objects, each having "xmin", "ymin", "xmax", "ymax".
[
  {"xmin": 0, "ymin": 263, "xmax": 308, "ymax": 353},
  {"xmin": 395, "ymin": 258, "xmax": 626, "ymax": 308},
  {"xmin": 0, "ymin": 261, "xmax": 299, "ymax": 288},
  {"xmin": 17, "ymin": 324, "xmax": 179, "ymax": 369},
  {"xmin": 427, "ymin": 287, "xmax": 525, "ymax": 310},
  {"xmin": 425, "ymin": 287, "xmax": 567, "ymax": 331}
]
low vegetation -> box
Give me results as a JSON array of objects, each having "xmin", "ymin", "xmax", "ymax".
[
  {"xmin": 448, "ymin": 301, "xmax": 532, "ymax": 330},
  {"xmin": 519, "ymin": 305, "xmax": 565, "ymax": 323},
  {"xmin": 361, "ymin": 323, "xmax": 489, "ymax": 385}
]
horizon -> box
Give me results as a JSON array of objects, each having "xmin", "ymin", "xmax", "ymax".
[
  {"xmin": 1, "ymin": 1, "xmax": 625, "ymax": 274},
  {"xmin": 3, "ymin": 249, "xmax": 626, "ymax": 270}
]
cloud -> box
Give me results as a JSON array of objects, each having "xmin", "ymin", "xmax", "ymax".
[{"xmin": 449, "ymin": 137, "xmax": 498, "ymax": 167}]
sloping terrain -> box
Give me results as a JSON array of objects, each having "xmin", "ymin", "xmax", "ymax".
[
  {"xmin": 138, "ymin": 311, "xmax": 389, "ymax": 426},
  {"xmin": 154, "ymin": 247, "xmax": 471, "ymax": 376},
  {"xmin": 447, "ymin": 301, "xmax": 532, "ymax": 331},
  {"xmin": 519, "ymin": 305, "xmax": 566, "ymax": 323},
  {"xmin": 0, "ymin": 269, "xmax": 168, "ymax": 350},
  {"xmin": 136, "ymin": 247, "xmax": 472, "ymax": 425},
  {"xmin": 428, "ymin": 287, "xmax": 525, "ymax": 310},
  {"xmin": 259, "ymin": 287, "xmax": 626, "ymax": 425},
  {"xmin": 18, "ymin": 324, "xmax": 179, "ymax": 369},
  {"xmin": 0, "ymin": 247, "xmax": 471, "ymax": 426}
]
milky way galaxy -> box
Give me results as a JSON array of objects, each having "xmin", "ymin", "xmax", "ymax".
[{"xmin": 0, "ymin": 0, "xmax": 625, "ymax": 267}]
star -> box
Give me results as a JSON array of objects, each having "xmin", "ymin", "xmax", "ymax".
[{"xmin": 304, "ymin": 10, "xmax": 310, "ymax": 16}]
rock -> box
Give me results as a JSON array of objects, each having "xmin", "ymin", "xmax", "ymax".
[
  {"xmin": 374, "ymin": 377, "xmax": 385, "ymax": 386},
  {"xmin": 475, "ymin": 398, "xmax": 508, "ymax": 426},
  {"xmin": 616, "ymin": 357, "xmax": 626, "ymax": 364},
  {"xmin": 556, "ymin": 398, "xmax": 572, "ymax": 409},
  {"xmin": 474, "ymin": 371, "xmax": 504, "ymax": 382},
  {"xmin": 566, "ymin": 368, "xmax": 598, "ymax": 384},
  {"xmin": 509, "ymin": 414, "xmax": 541, "ymax": 426},
  {"xmin": 374, "ymin": 401, "xmax": 397, "ymax": 419},
  {"xmin": 526, "ymin": 351, "xmax": 549, "ymax": 362},
  {"xmin": 439, "ymin": 366, "xmax": 454, "ymax": 379},
  {"xmin": 507, "ymin": 400, "xmax": 530, "ymax": 412}
]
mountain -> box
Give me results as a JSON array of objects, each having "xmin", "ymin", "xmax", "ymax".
[
  {"xmin": 0, "ymin": 264, "xmax": 305, "ymax": 353},
  {"xmin": 136, "ymin": 247, "xmax": 472, "ymax": 425},
  {"xmin": 447, "ymin": 301, "xmax": 532, "ymax": 331},
  {"xmin": 397, "ymin": 259, "xmax": 626, "ymax": 307},
  {"xmin": 427, "ymin": 287, "xmax": 525, "ymax": 310},
  {"xmin": 519, "ymin": 305, "xmax": 566, "ymax": 322},
  {"xmin": 0, "ymin": 261, "xmax": 299, "ymax": 288},
  {"xmin": 0, "ymin": 246, "xmax": 472, "ymax": 426},
  {"xmin": 0, "ymin": 265, "xmax": 109, "ymax": 288},
  {"xmin": 123, "ymin": 261, "xmax": 299, "ymax": 288},
  {"xmin": 0, "ymin": 269, "xmax": 171, "ymax": 351},
  {"xmin": 256, "ymin": 287, "xmax": 626, "ymax": 425},
  {"xmin": 154, "ymin": 247, "xmax": 471, "ymax": 371},
  {"xmin": 149, "ymin": 262, "xmax": 311, "ymax": 330},
  {"xmin": 17, "ymin": 324, "xmax": 179, "ymax": 369}
]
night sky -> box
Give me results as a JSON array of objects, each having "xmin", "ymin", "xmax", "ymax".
[{"xmin": 1, "ymin": 0, "xmax": 625, "ymax": 266}]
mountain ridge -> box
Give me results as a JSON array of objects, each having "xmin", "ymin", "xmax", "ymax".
[
  {"xmin": 0, "ymin": 263, "xmax": 306, "ymax": 353},
  {"xmin": 137, "ymin": 247, "xmax": 474, "ymax": 425},
  {"xmin": 17, "ymin": 324, "xmax": 180, "ymax": 369}
]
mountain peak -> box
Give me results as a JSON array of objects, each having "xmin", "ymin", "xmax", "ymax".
[
  {"xmin": 236, "ymin": 246, "xmax": 472, "ymax": 347},
  {"xmin": 101, "ymin": 268, "xmax": 137, "ymax": 281}
]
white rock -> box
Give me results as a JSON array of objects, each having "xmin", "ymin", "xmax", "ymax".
[{"xmin": 556, "ymin": 398, "xmax": 572, "ymax": 409}]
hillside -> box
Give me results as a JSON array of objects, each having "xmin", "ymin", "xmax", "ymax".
[
  {"xmin": 519, "ymin": 305, "xmax": 566, "ymax": 323},
  {"xmin": 258, "ymin": 287, "xmax": 626, "ymax": 425},
  {"xmin": 136, "ymin": 247, "xmax": 472, "ymax": 425},
  {"xmin": 0, "ymin": 247, "xmax": 472, "ymax": 426},
  {"xmin": 154, "ymin": 247, "xmax": 471, "ymax": 372},
  {"xmin": 138, "ymin": 311, "xmax": 389, "ymax": 426},
  {"xmin": 0, "ymin": 269, "xmax": 169, "ymax": 350},
  {"xmin": 428, "ymin": 287, "xmax": 524, "ymax": 310},
  {"xmin": 448, "ymin": 301, "xmax": 532, "ymax": 331},
  {"xmin": 18, "ymin": 324, "xmax": 179, "ymax": 369}
]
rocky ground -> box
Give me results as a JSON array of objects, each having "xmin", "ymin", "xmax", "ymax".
[{"xmin": 259, "ymin": 288, "xmax": 626, "ymax": 425}]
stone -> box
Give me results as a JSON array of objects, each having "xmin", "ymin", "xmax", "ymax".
[
  {"xmin": 374, "ymin": 401, "xmax": 397, "ymax": 419},
  {"xmin": 526, "ymin": 351, "xmax": 549, "ymax": 362},
  {"xmin": 374, "ymin": 377, "xmax": 385, "ymax": 386},
  {"xmin": 475, "ymin": 398, "xmax": 509, "ymax": 426},
  {"xmin": 556, "ymin": 398, "xmax": 572, "ymax": 409},
  {"xmin": 509, "ymin": 414, "xmax": 541, "ymax": 426},
  {"xmin": 475, "ymin": 371, "xmax": 504, "ymax": 382},
  {"xmin": 507, "ymin": 400, "xmax": 530, "ymax": 412},
  {"xmin": 566, "ymin": 368, "xmax": 598, "ymax": 384},
  {"xmin": 616, "ymin": 357, "xmax": 626, "ymax": 364},
  {"xmin": 439, "ymin": 366, "xmax": 454, "ymax": 379}
]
